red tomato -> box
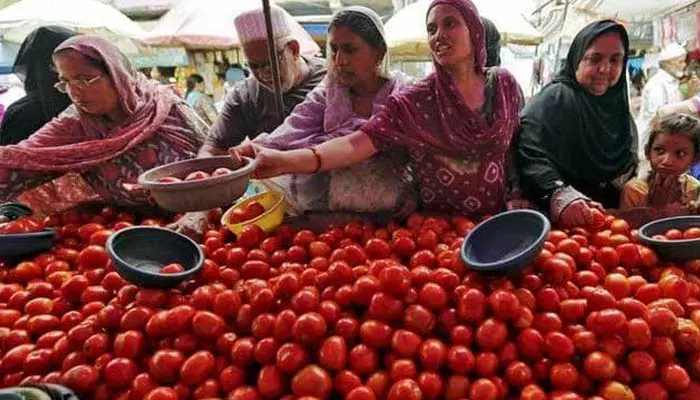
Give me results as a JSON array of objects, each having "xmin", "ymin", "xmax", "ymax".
[
  {"xmin": 291, "ymin": 365, "xmax": 332, "ymax": 398},
  {"xmin": 179, "ymin": 350, "xmax": 215, "ymax": 387},
  {"xmin": 61, "ymin": 365, "xmax": 99, "ymax": 394},
  {"xmin": 161, "ymin": 263, "xmax": 184, "ymax": 274}
]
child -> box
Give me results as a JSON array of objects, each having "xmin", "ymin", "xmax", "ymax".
[{"xmin": 621, "ymin": 113, "xmax": 700, "ymax": 209}]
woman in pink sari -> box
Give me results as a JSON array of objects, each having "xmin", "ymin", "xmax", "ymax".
[
  {"xmin": 0, "ymin": 36, "xmax": 206, "ymax": 213},
  {"xmin": 236, "ymin": 0, "xmax": 523, "ymax": 216}
]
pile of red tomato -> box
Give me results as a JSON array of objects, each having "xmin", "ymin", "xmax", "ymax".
[
  {"xmin": 656, "ymin": 227, "xmax": 700, "ymax": 241},
  {"xmin": 228, "ymin": 201, "xmax": 266, "ymax": 224},
  {"xmin": 0, "ymin": 216, "xmax": 45, "ymax": 235},
  {"xmin": 1, "ymin": 206, "xmax": 700, "ymax": 400}
]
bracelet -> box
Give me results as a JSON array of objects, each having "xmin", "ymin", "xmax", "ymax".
[{"xmin": 309, "ymin": 147, "xmax": 322, "ymax": 174}]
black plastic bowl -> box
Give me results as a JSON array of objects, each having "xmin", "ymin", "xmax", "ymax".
[
  {"xmin": 0, "ymin": 230, "xmax": 56, "ymax": 259},
  {"xmin": 638, "ymin": 216, "xmax": 700, "ymax": 261},
  {"xmin": 0, "ymin": 202, "xmax": 33, "ymax": 220},
  {"xmin": 106, "ymin": 226, "xmax": 204, "ymax": 289},
  {"xmin": 461, "ymin": 210, "xmax": 550, "ymax": 273}
]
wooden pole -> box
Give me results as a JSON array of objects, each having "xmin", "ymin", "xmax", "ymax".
[{"xmin": 262, "ymin": 0, "xmax": 285, "ymax": 123}]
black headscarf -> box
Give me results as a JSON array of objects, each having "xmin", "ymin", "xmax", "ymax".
[
  {"xmin": 0, "ymin": 26, "xmax": 77, "ymax": 145},
  {"xmin": 482, "ymin": 17, "xmax": 501, "ymax": 67},
  {"xmin": 517, "ymin": 20, "xmax": 637, "ymax": 207}
]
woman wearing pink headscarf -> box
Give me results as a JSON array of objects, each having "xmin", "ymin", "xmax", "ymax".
[
  {"xmin": 0, "ymin": 36, "xmax": 207, "ymax": 212},
  {"xmin": 234, "ymin": 0, "xmax": 524, "ymax": 216}
]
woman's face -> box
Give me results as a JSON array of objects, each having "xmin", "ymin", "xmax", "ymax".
[
  {"xmin": 427, "ymin": 4, "xmax": 472, "ymax": 69},
  {"xmin": 575, "ymin": 32, "xmax": 625, "ymax": 96},
  {"xmin": 54, "ymin": 50, "xmax": 121, "ymax": 117},
  {"xmin": 328, "ymin": 25, "xmax": 384, "ymax": 89}
]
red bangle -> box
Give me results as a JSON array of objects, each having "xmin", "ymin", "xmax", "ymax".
[{"xmin": 309, "ymin": 147, "xmax": 322, "ymax": 174}]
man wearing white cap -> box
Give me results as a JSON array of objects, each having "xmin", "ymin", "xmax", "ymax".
[
  {"xmin": 171, "ymin": 5, "xmax": 325, "ymax": 238},
  {"xmin": 637, "ymin": 43, "xmax": 688, "ymax": 170},
  {"xmin": 199, "ymin": 5, "xmax": 326, "ymax": 157}
]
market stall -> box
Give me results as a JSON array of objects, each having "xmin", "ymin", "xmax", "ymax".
[
  {"xmin": 140, "ymin": 0, "xmax": 320, "ymax": 101},
  {"xmin": 0, "ymin": 0, "xmax": 146, "ymax": 54},
  {"xmin": 1, "ymin": 1, "xmax": 700, "ymax": 399},
  {"xmin": 384, "ymin": 0, "xmax": 543, "ymax": 61}
]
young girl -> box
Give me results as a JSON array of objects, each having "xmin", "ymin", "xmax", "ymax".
[{"xmin": 621, "ymin": 113, "xmax": 700, "ymax": 209}]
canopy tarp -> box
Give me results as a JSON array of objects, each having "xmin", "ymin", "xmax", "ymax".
[
  {"xmin": 586, "ymin": 0, "xmax": 698, "ymax": 21},
  {"xmin": 385, "ymin": 0, "xmax": 543, "ymax": 60},
  {"xmin": 0, "ymin": 0, "xmax": 146, "ymax": 53},
  {"xmin": 141, "ymin": 0, "xmax": 320, "ymax": 55}
]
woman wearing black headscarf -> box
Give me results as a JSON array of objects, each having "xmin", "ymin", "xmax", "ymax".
[
  {"xmin": 0, "ymin": 26, "xmax": 77, "ymax": 145},
  {"xmin": 516, "ymin": 20, "xmax": 637, "ymax": 227}
]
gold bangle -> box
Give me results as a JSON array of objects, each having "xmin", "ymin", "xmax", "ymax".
[{"xmin": 309, "ymin": 147, "xmax": 322, "ymax": 174}]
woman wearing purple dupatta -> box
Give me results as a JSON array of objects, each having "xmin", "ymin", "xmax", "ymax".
[
  {"xmin": 235, "ymin": 0, "xmax": 523, "ymax": 217},
  {"xmin": 242, "ymin": 6, "xmax": 414, "ymax": 213}
]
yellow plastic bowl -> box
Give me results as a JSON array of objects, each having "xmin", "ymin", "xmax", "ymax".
[{"xmin": 221, "ymin": 191, "xmax": 286, "ymax": 235}]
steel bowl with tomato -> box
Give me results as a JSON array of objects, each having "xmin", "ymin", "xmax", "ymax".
[
  {"xmin": 461, "ymin": 209, "xmax": 550, "ymax": 272},
  {"xmin": 638, "ymin": 216, "xmax": 700, "ymax": 261},
  {"xmin": 137, "ymin": 156, "xmax": 256, "ymax": 212},
  {"xmin": 106, "ymin": 226, "xmax": 204, "ymax": 288}
]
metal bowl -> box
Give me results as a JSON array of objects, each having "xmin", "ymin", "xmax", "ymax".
[
  {"xmin": 106, "ymin": 226, "xmax": 204, "ymax": 289},
  {"xmin": 461, "ymin": 210, "xmax": 550, "ymax": 273},
  {"xmin": 138, "ymin": 156, "xmax": 256, "ymax": 212},
  {"xmin": 638, "ymin": 216, "xmax": 700, "ymax": 261}
]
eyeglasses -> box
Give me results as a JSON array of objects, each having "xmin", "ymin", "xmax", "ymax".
[
  {"xmin": 53, "ymin": 75, "xmax": 103, "ymax": 93},
  {"xmin": 245, "ymin": 47, "xmax": 287, "ymax": 71}
]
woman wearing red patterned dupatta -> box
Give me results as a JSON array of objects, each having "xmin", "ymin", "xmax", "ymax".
[
  {"xmin": 0, "ymin": 36, "xmax": 206, "ymax": 212},
  {"xmin": 234, "ymin": 0, "xmax": 524, "ymax": 217}
]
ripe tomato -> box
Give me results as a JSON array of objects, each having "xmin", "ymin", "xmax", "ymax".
[
  {"xmin": 179, "ymin": 350, "xmax": 215, "ymax": 387},
  {"xmin": 291, "ymin": 365, "xmax": 332, "ymax": 398},
  {"xmin": 61, "ymin": 365, "xmax": 99, "ymax": 394}
]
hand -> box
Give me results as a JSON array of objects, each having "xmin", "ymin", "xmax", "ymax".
[
  {"xmin": 559, "ymin": 200, "xmax": 603, "ymax": 228},
  {"xmin": 506, "ymin": 198, "xmax": 534, "ymax": 211},
  {"xmin": 648, "ymin": 173, "xmax": 683, "ymax": 208},
  {"xmin": 166, "ymin": 211, "xmax": 209, "ymax": 241},
  {"xmin": 122, "ymin": 183, "xmax": 155, "ymax": 205},
  {"xmin": 0, "ymin": 215, "xmax": 8, "ymax": 224},
  {"xmin": 249, "ymin": 148, "xmax": 304, "ymax": 179},
  {"xmin": 228, "ymin": 137, "xmax": 258, "ymax": 167}
]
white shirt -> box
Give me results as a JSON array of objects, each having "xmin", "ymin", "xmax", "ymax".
[{"xmin": 636, "ymin": 69, "xmax": 683, "ymax": 161}]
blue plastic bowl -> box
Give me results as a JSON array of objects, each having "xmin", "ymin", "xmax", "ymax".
[
  {"xmin": 461, "ymin": 210, "xmax": 550, "ymax": 273},
  {"xmin": 638, "ymin": 216, "xmax": 700, "ymax": 261},
  {"xmin": 0, "ymin": 230, "xmax": 57, "ymax": 259},
  {"xmin": 106, "ymin": 226, "xmax": 204, "ymax": 289}
]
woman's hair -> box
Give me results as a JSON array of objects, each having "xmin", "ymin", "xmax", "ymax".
[
  {"xmin": 53, "ymin": 48, "xmax": 108, "ymax": 74},
  {"xmin": 329, "ymin": 9, "xmax": 386, "ymax": 56},
  {"xmin": 186, "ymin": 74, "xmax": 205, "ymax": 97},
  {"xmin": 647, "ymin": 113, "xmax": 700, "ymax": 156}
]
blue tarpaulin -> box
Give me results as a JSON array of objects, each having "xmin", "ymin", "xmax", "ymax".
[
  {"xmin": 301, "ymin": 23, "xmax": 328, "ymax": 38},
  {"xmin": 0, "ymin": 42, "xmax": 20, "ymax": 74}
]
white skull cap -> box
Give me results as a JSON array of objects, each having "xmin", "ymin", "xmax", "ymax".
[
  {"xmin": 659, "ymin": 43, "xmax": 687, "ymax": 62},
  {"xmin": 234, "ymin": 5, "xmax": 293, "ymax": 44}
]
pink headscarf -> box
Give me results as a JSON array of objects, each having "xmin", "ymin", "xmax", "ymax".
[
  {"xmin": 362, "ymin": 0, "xmax": 520, "ymax": 159},
  {"xmin": 0, "ymin": 35, "xmax": 198, "ymax": 171}
]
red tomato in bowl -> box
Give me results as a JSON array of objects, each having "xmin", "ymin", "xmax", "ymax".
[{"xmin": 184, "ymin": 171, "xmax": 210, "ymax": 181}]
